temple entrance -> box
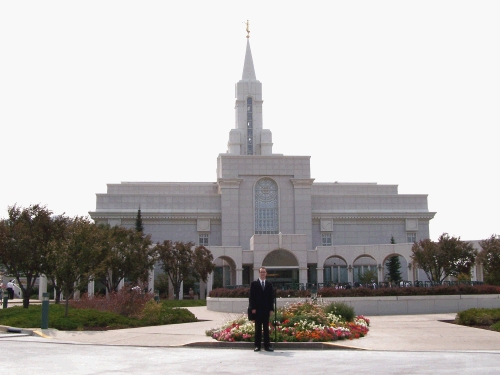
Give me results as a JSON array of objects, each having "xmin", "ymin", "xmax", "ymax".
[
  {"xmin": 262, "ymin": 249, "xmax": 299, "ymax": 289},
  {"xmin": 323, "ymin": 256, "xmax": 349, "ymax": 286},
  {"xmin": 265, "ymin": 268, "xmax": 299, "ymax": 285}
]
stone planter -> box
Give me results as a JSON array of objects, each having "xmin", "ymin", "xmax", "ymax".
[{"xmin": 207, "ymin": 294, "xmax": 500, "ymax": 316}]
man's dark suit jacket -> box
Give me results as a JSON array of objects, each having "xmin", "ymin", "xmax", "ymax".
[{"xmin": 249, "ymin": 279, "xmax": 274, "ymax": 318}]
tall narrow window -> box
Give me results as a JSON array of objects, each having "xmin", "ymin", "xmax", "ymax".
[
  {"xmin": 255, "ymin": 178, "xmax": 278, "ymax": 234},
  {"xmin": 247, "ymin": 97, "xmax": 253, "ymax": 155},
  {"xmin": 199, "ymin": 233, "xmax": 209, "ymax": 246},
  {"xmin": 321, "ymin": 233, "xmax": 332, "ymax": 246},
  {"xmin": 406, "ymin": 233, "xmax": 416, "ymax": 243}
]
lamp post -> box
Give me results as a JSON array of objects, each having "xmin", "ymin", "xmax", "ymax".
[{"xmin": 41, "ymin": 292, "xmax": 49, "ymax": 329}]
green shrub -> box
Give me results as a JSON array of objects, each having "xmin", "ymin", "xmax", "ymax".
[
  {"xmin": 158, "ymin": 306, "xmax": 197, "ymax": 325},
  {"xmin": 324, "ymin": 302, "xmax": 355, "ymax": 322},
  {"xmin": 456, "ymin": 308, "xmax": 500, "ymax": 326},
  {"xmin": 142, "ymin": 300, "xmax": 162, "ymax": 325},
  {"xmin": 0, "ymin": 304, "xmax": 139, "ymax": 330},
  {"xmin": 0, "ymin": 300, "xmax": 198, "ymax": 330},
  {"xmin": 161, "ymin": 299, "xmax": 206, "ymax": 308},
  {"xmin": 490, "ymin": 321, "xmax": 500, "ymax": 332}
]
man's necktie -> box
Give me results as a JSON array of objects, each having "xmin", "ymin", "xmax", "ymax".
[{"xmin": 261, "ymin": 281, "xmax": 265, "ymax": 290}]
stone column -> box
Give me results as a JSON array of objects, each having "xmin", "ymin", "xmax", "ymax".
[
  {"xmin": 207, "ymin": 272, "xmax": 213, "ymax": 295},
  {"xmin": 218, "ymin": 178, "xmax": 242, "ymax": 246},
  {"xmin": 299, "ymin": 267, "xmax": 308, "ymax": 285},
  {"xmin": 408, "ymin": 264, "xmax": 414, "ymax": 283},
  {"xmin": 291, "ymin": 179, "xmax": 314, "ymax": 250},
  {"xmin": 236, "ymin": 268, "xmax": 243, "ymax": 285},
  {"xmin": 316, "ymin": 267, "xmax": 324, "ymax": 285},
  {"xmin": 88, "ymin": 280, "xmax": 95, "ymax": 298},
  {"xmin": 148, "ymin": 268, "xmax": 154, "ymax": 294}
]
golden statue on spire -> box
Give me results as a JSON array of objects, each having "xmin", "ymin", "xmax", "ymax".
[{"xmin": 245, "ymin": 20, "xmax": 250, "ymax": 38}]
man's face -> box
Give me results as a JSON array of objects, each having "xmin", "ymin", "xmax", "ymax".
[{"xmin": 259, "ymin": 269, "xmax": 267, "ymax": 280}]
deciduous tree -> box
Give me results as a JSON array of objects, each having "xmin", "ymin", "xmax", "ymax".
[
  {"xmin": 94, "ymin": 225, "xmax": 155, "ymax": 293},
  {"xmin": 478, "ymin": 235, "xmax": 500, "ymax": 285},
  {"xmin": 46, "ymin": 216, "xmax": 108, "ymax": 316},
  {"xmin": 0, "ymin": 204, "xmax": 65, "ymax": 308},
  {"xmin": 411, "ymin": 233, "xmax": 476, "ymax": 283},
  {"xmin": 156, "ymin": 241, "xmax": 215, "ymax": 300}
]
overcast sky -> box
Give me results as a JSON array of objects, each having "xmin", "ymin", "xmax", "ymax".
[{"xmin": 1, "ymin": 1, "xmax": 499, "ymax": 242}]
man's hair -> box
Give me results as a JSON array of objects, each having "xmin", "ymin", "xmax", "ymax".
[{"xmin": 259, "ymin": 267, "xmax": 266, "ymax": 272}]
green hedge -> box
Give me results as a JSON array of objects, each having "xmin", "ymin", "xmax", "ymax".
[{"xmin": 209, "ymin": 284, "xmax": 500, "ymax": 298}]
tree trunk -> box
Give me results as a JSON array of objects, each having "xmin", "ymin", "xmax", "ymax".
[
  {"xmin": 22, "ymin": 293, "xmax": 30, "ymax": 308},
  {"xmin": 20, "ymin": 276, "xmax": 35, "ymax": 308},
  {"xmin": 55, "ymin": 286, "xmax": 62, "ymax": 304},
  {"xmin": 174, "ymin": 284, "xmax": 181, "ymax": 300}
]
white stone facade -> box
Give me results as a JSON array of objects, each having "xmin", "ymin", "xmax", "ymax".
[{"xmin": 89, "ymin": 38, "xmax": 437, "ymax": 293}]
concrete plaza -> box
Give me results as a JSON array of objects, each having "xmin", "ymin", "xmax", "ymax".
[{"xmin": 1, "ymin": 305, "xmax": 500, "ymax": 374}]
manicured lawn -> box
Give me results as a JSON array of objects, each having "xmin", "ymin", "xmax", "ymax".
[{"xmin": 0, "ymin": 299, "xmax": 205, "ymax": 330}]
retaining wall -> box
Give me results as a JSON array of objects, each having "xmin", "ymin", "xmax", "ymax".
[{"xmin": 207, "ymin": 294, "xmax": 500, "ymax": 316}]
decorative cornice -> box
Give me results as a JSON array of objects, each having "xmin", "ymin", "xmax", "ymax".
[
  {"xmin": 312, "ymin": 212, "xmax": 436, "ymax": 220},
  {"xmin": 88, "ymin": 211, "xmax": 221, "ymax": 221},
  {"xmin": 290, "ymin": 178, "xmax": 315, "ymax": 188},
  {"xmin": 217, "ymin": 178, "xmax": 243, "ymax": 193}
]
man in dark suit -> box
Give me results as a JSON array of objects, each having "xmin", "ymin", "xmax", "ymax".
[{"xmin": 249, "ymin": 267, "xmax": 274, "ymax": 352}]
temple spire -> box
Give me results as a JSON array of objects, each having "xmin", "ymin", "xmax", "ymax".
[
  {"xmin": 227, "ymin": 24, "xmax": 272, "ymax": 156},
  {"xmin": 242, "ymin": 38, "xmax": 256, "ymax": 81}
]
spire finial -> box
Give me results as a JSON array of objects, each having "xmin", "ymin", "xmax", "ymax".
[{"xmin": 245, "ymin": 20, "xmax": 250, "ymax": 38}]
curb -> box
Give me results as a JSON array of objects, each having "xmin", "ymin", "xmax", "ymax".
[
  {"xmin": 0, "ymin": 325, "xmax": 35, "ymax": 335},
  {"xmin": 184, "ymin": 341, "xmax": 365, "ymax": 350}
]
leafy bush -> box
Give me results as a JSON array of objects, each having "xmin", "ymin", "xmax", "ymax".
[
  {"xmin": 158, "ymin": 306, "xmax": 197, "ymax": 325},
  {"xmin": 491, "ymin": 321, "xmax": 500, "ymax": 331},
  {"xmin": 69, "ymin": 289, "xmax": 153, "ymax": 318},
  {"xmin": 141, "ymin": 300, "xmax": 198, "ymax": 325},
  {"xmin": 0, "ymin": 304, "xmax": 140, "ymax": 330},
  {"xmin": 142, "ymin": 300, "xmax": 163, "ymax": 325},
  {"xmin": 0, "ymin": 300, "xmax": 198, "ymax": 330},
  {"xmin": 161, "ymin": 299, "xmax": 206, "ymax": 308},
  {"xmin": 456, "ymin": 308, "xmax": 500, "ymax": 326},
  {"xmin": 324, "ymin": 302, "xmax": 355, "ymax": 322}
]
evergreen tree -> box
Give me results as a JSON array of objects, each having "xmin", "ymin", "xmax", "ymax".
[
  {"xmin": 386, "ymin": 256, "xmax": 402, "ymax": 284},
  {"xmin": 386, "ymin": 235, "xmax": 402, "ymax": 284},
  {"xmin": 135, "ymin": 208, "xmax": 144, "ymax": 233}
]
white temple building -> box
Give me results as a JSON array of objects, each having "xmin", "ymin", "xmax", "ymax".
[{"xmin": 90, "ymin": 31, "xmax": 443, "ymax": 295}]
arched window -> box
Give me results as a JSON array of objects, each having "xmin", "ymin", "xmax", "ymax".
[{"xmin": 255, "ymin": 178, "xmax": 278, "ymax": 234}]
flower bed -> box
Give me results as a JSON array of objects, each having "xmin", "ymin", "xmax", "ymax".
[{"xmin": 206, "ymin": 301, "xmax": 369, "ymax": 343}]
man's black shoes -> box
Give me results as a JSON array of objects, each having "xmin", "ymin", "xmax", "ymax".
[{"xmin": 254, "ymin": 346, "xmax": 273, "ymax": 352}]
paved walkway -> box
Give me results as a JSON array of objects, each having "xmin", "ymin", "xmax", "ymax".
[{"xmin": 2, "ymin": 305, "xmax": 499, "ymax": 351}]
